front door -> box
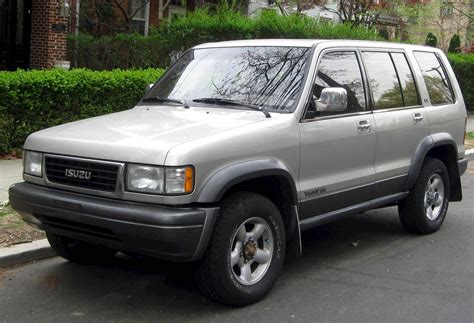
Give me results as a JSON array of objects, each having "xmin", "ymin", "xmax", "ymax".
[
  {"xmin": 0, "ymin": 0, "xmax": 31, "ymax": 70},
  {"xmin": 298, "ymin": 49, "xmax": 376, "ymax": 219}
]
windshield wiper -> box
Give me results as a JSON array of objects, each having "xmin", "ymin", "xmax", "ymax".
[
  {"xmin": 142, "ymin": 96, "xmax": 187, "ymax": 105},
  {"xmin": 193, "ymin": 98, "xmax": 271, "ymax": 118}
]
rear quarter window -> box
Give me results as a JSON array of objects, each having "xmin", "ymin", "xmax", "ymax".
[{"xmin": 413, "ymin": 51, "xmax": 454, "ymax": 105}]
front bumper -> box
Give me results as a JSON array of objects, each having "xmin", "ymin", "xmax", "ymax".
[{"xmin": 9, "ymin": 182, "xmax": 218, "ymax": 262}]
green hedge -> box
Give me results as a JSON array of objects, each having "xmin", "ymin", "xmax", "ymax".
[
  {"xmin": 0, "ymin": 68, "xmax": 164, "ymax": 153},
  {"xmin": 448, "ymin": 53, "xmax": 473, "ymax": 112},
  {"xmin": 67, "ymin": 8, "xmax": 382, "ymax": 70}
]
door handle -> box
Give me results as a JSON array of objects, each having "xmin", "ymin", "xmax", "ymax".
[
  {"xmin": 413, "ymin": 113, "xmax": 423, "ymax": 125},
  {"xmin": 357, "ymin": 120, "xmax": 371, "ymax": 134}
]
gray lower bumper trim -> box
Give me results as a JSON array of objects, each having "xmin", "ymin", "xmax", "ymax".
[{"xmin": 9, "ymin": 182, "xmax": 218, "ymax": 262}]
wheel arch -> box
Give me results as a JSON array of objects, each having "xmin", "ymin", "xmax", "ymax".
[
  {"xmin": 405, "ymin": 133, "xmax": 462, "ymax": 201},
  {"xmin": 196, "ymin": 159, "xmax": 301, "ymax": 255},
  {"xmin": 196, "ymin": 159, "xmax": 298, "ymax": 204}
]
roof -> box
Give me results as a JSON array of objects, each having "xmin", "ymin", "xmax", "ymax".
[
  {"xmin": 194, "ymin": 39, "xmax": 321, "ymax": 48},
  {"xmin": 193, "ymin": 39, "xmax": 441, "ymax": 53}
]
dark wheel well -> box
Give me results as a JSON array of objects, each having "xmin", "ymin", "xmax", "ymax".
[
  {"xmin": 221, "ymin": 176, "xmax": 297, "ymax": 243},
  {"xmin": 426, "ymin": 144, "xmax": 462, "ymax": 201}
]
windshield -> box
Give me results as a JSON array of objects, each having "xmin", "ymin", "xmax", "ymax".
[{"xmin": 143, "ymin": 46, "xmax": 311, "ymax": 112}]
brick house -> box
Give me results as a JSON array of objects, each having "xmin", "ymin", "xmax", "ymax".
[
  {"xmin": 0, "ymin": 0, "xmax": 223, "ymax": 70},
  {"xmin": 1, "ymin": 0, "xmax": 69, "ymax": 70}
]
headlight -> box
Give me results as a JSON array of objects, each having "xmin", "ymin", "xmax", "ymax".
[
  {"xmin": 126, "ymin": 164, "xmax": 194, "ymax": 195},
  {"xmin": 126, "ymin": 164, "xmax": 164, "ymax": 194},
  {"xmin": 24, "ymin": 151, "xmax": 43, "ymax": 177}
]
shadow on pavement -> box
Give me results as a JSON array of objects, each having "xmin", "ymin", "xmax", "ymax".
[{"xmin": 33, "ymin": 209, "xmax": 405, "ymax": 311}]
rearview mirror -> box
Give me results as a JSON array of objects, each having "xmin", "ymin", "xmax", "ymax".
[{"xmin": 315, "ymin": 87, "xmax": 348, "ymax": 112}]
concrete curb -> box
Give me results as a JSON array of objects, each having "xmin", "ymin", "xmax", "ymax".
[
  {"xmin": 0, "ymin": 239, "xmax": 55, "ymax": 268},
  {"xmin": 466, "ymin": 148, "xmax": 474, "ymax": 160}
]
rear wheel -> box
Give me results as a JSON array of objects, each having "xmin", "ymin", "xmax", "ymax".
[
  {"xmin": 398, "ymin": 157, "xmax": 450, "ymax": 234},
  {"xmin": 195, "ymin": 192, "xmax": 286, "ymax": 306},
  {"xmin": 46, "ymin": 232, "xmax": 117, "ymax": 264}
]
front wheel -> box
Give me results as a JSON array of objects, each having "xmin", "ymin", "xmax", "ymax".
[
  {"xmin": 195, "ymin": 192, "xmax": 286, "ymax": 306},
  {"xmin": 398, "ymin": 157, "xmax": 450, "ymax": 234}
]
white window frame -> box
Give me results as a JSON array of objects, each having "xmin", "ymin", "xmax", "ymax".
[{"xmin": 131, "ymin": 0, "xmax": 150, "ymax": 36}]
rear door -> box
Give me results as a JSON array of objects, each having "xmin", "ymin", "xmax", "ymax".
[
  {"xmin": 298, "ymin": 49, "xmax": 376, "ymax": 219},
  {"xmin": 360, "ymin": 50, "xmax": 428, "ymax": 197}
]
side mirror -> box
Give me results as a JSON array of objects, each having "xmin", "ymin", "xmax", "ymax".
[
  {"xmin": 315, "ymin": 87, "xmax": 348, "ymax": 112},
  {"xmin": 145, "ymin": 83, "xmax": 154, "ymax": 94}
]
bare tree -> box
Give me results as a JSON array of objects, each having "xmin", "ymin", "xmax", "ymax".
[
  {"xmin": 113, "ymin": 0, "xmax": 151, "ymax": 33},
  {"xmin": 272, "ymin": 0, "xmax": 320, "ymax": 15},
  {"xmin": 73, "ymin": 0, "xmax": 150, "ymax": 35},
  {"xmin": 318, "ymin": 0, "xmax": 381, "ymax": 27}
]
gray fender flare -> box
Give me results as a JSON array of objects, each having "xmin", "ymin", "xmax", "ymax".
[
  {"xmin": 196, "ymin": 159, "xmax": 298, "ymax": 204},
  {"xmin": 196, "ymin": 159, "xmax": 302, "ymax": 256},
  {"xmin": 404, "ymin": 133, "xmax": 459, "ymax": 192}
]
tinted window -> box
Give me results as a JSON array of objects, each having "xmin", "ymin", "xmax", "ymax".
[
  {"xmin": 414, "ymin": 51, "xmax": 454, "ymax": 105},
  {"xmin": 391, "ymin": 53, "xmax": 420, "ymax": 107},
  {"xmin": 362, "ymin": 52, "xmax": 403, "ymax": 110},
  {"xmin": 312, "ymin": 51, "xmax": 366, "ymax": 116}
]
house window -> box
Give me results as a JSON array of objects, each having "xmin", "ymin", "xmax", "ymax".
[{"xmin": 130, "ymin": 0, "xmax": 149, "ymax": 35}]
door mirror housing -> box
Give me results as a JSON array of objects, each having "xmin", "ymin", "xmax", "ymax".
[
  {"xmin": 145, "ymin": 83, "xmax": 154, "ymax": 94},
  {"xmin": 315, "ymin": 87, "xmax": 348, "ymax": 112}
]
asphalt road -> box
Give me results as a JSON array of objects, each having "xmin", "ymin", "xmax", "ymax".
[{"xmin": 1, "ymin": 163, "xmax": 473, "ymax": 322}]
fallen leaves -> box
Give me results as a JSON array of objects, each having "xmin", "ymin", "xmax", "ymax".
[{"xmin": 0, "ymin": 206, "xmax": 45, "ymax": 248}]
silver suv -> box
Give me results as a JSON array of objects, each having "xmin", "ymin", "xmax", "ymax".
[{"xmin": 9, "ymin": 40, "xmax": 468, "ymax": 306}]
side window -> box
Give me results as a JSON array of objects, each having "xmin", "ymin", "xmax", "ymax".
[
  {"xmin": 362, "ymin": 52, "xmax": 403, "ymax": 110},
  {"xmin": 391, "ymin": 53, "xmax": 420, "ymax": 107},
  {"xmin": 413, "ymin": 51, "xmax": 454, "ymax": 105},
  {"xmin": 310, "ymin": 51, "xmax": 366, "ymax": 117}
]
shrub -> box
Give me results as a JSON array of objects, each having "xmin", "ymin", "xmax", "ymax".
[
  {"xmin": 448, "ymin": 53, "xmax": 474, "ymax": 112},
  {"xmin": 378, "ymin": 28, "xmax": 390, "ymax": 40},
  {"xmin": 68, "ymin": 7, "xmax": 382, "ymax": 70},
  {"xmin": 0, "ymin": 68, "xmax": 164, "ymax": 153},
  {"xmin": 425, "ymin": 32, "xmax": 437, "ymax": 47},
  {"xmin": 66, "ymin": 33, "xmax": 167, "ymax": 70},
  {"xmin": 448, "ymin": 34, "xmax": 461, "ymax": 53}
]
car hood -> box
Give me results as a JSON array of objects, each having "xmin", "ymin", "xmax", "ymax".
[{"xmin": 25, "ymin": 105, "xmax": 267, "ymax": 165}]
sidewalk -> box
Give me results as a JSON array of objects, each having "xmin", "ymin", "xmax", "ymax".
[
  {"xmin": 467, "ymin": 113, "xmax": 474, "ymax": 133},
  {"xmin": 0, "ymin": 159, "xmax": 23, "ymax": 204}
]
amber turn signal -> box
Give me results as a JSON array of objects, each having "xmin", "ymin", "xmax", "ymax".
[{"xmin": 185, "ymin": 166, "xmax": 194, "ymax": 193}]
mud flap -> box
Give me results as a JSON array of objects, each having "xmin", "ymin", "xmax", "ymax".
[{"xmin": 286, "ymin": 205, "xmax": 302, "ymax": 258}]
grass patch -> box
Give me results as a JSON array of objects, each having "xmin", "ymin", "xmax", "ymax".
[
  {"xmin": 467, "ymin": 132, "xmax": 474, "ymax": 140},
  {"xmin": 0, "ymin": 205, "xmax": 45, "ymax": 247},
  {"xmin": 0, "ymin": 205, "xmax": 23, "ymax": 227},
  {"xmin": 0, "ymin": 205, "xmax": 15, "ymax": 218}
]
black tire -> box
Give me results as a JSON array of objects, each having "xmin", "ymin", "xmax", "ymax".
[
  {"xmin": 398, "ymin": 157, "xmax": 450, "ymax": 234},
  {"xmin": 195, "ymin": 192, "xmax": 286, "ymax": 306},
  {"xmin": 46, "ymin": 232, "xmax": 117, "ymax": 264}
]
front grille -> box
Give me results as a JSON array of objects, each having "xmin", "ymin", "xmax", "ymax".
[{"xmin": 45, "ymin": 156, "xmax": 120, "ymax": 192}]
